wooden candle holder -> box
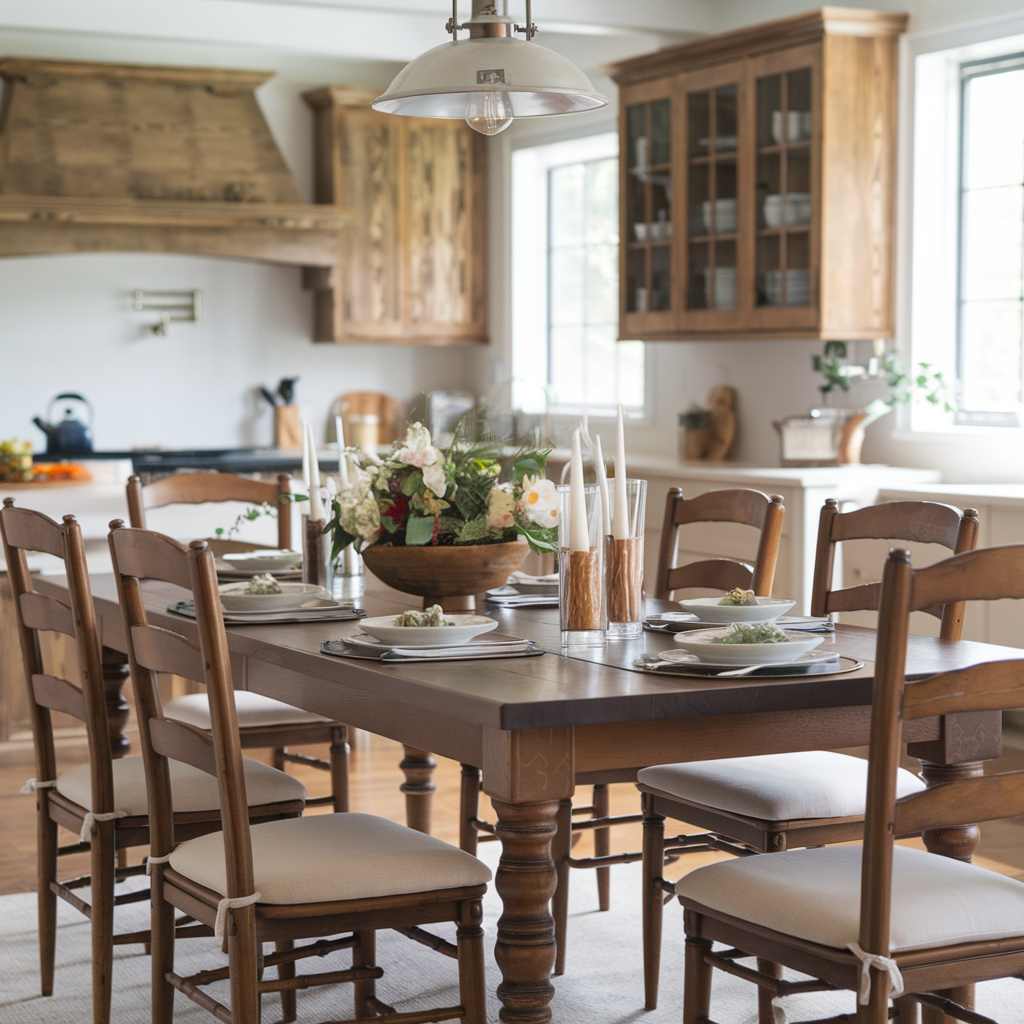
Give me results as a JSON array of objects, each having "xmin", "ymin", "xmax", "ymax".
[
  {"xmin": 564, "ymin": 547, "xmax": 602, "ymax": 631},
  {"xmin": 303, "ymin": 516, "xmax": 329, "ymax": 590},
  {"xmin": 606, "ymin": 536, "xmax": 643, "ymax": 624}
]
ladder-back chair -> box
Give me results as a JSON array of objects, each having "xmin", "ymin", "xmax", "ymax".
[
  {"xmin": 637, "ymin": 499, "xmax": 981, "ymax": 1013},
  {"xmin": 654, "ymin": 488, "xmax": 786, "ymax": 600},
  {"xmin": 127, "ymin": 472, "xmax": 349, "ymax": 812},
  {"xmin": 0, "ymin": 499, "xmax": 305, "ymax": 1024},
  {"xmin": 678, "ymin": 544, "xmax": 1024, "ymax": 1024},
  {"xmin": 108, "ymin": 522, "xmax": 490, "ymax": 1024},
  {"xmin": 811, "ymin": 498, "xmax": 980, "ymax": 639}
]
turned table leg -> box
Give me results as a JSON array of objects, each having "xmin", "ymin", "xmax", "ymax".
[
  {"xmin": 400, "ymin": 746, "xmax": 436, "ymax": 834},
  {"xmin": 492, "ymin": 799, "xmax": 560, "ymax": 1024},
  {"xmin": 101, "ymin": 646, "xmax": 131, "ymax": 758},
  {"xmin": 917, "ymin": 760, "xmax": 983, "ymax": 862}
]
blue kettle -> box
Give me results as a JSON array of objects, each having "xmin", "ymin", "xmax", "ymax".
[{"xmin": 33, "ymin": 393, "xmax": 94, "ymax": 454}]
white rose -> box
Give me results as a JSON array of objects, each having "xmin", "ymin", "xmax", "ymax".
[
  {"xmin": 396, "ymin": 422, "xmax": 446, "ymax": 498},
  {"xmin": 487, "ymin": 483, "xmax": 516, "ymax": 530}
]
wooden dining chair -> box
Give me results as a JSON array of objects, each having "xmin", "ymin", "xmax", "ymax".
[
  {"xmin": 637, "ymin": 499, "xmax": 981, "ymax": 1013},
  {"xmin": 654, "ymin": 487, "xmax": 787, "ymax": 600},
  {"xmin": 127, "ymin": 472, "xmax": 350, "ymax": 812},
  {"xmin": 0, "ymin": 499, "xmax": 306, "ymax": 1024},
  {"xmin": 811, "ymin": 498, "xmax": 980, "ymax": 639},
  {"xmin": 677, "ymin": 543, "xmax": 1024, "ymax": 1024},
  {"xmin": 108, "ymin": 522, "xmax": 490, "ymax": 1024},
  {"xmin": 460, "ymin": 487, "xmax": 788, "ymax": 977}
]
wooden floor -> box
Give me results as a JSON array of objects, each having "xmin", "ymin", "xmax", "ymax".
[{"xmin": 2, "ymin": 728, "xmax": 1024, "ymax": 896}]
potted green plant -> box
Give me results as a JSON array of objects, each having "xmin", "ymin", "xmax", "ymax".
[{"xmin": 328, "ymin": 422, "xmax": 558, "ymax": 609}]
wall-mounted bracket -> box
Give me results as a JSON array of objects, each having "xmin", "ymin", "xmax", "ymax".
[{"xmin": 133, "ymin": 289, "xmax": 202, "ymax": 335}]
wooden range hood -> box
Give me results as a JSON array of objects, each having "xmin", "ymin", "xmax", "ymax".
[{"xmin": 0, "ymin": 58, "xmax": 349, "ymax": 282}]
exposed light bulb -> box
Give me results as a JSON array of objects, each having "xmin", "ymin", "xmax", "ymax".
[{"xmin": 466, "ymin": 91, "xmax": 513, "ymax": 136}]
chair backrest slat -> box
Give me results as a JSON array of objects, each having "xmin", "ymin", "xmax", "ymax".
[
  {"xmin": 654, "ymin": 489, "xmax": 785, "ymax": 600},
  {"xmin": 127, "ymin": 472, "xmax": 292, "ymax": 551},
  {"xmin": 109, "ymin": 525, "xmax": 195, "ymax": 591},
  {"xmin": 810, "ymin": 499, "xmax": 979, "ymax": 639},
  {"xmin": 902, "ymin": 660, "xmax": 1024, "ymax": 720},
  {"xmin": 664, "ymin": 558, "xmax": 754, "ymax": 596},
  {"xmin": 911, "ymin": 545, "xmax": 1024, "ymax": 612},
  {"xmin": 19, "ymin": 591, "xmax": 77, "ymax": 637},
  {"xmin": 0, "ymin": 499, "xmax": 115, "ymax": 816},
  {"xmin": 149, "ymin": 717, "xmax": 218, "ymax": 776},
  {"xmin": 130, "ymin": 623, "xmax": 206, "ymax": 682},
  {"xmin": 894, "ymin": 772, "xmax": 1024, "ymax": 836},
  {"xmin": 32, "ymin": 672, "xmax": 88, "ymax": 721}
]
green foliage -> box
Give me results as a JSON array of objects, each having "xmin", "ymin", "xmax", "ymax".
[
  {"xmin": 213, "ymin": 493, "xmax": 297, "ymax": 540},
  {"xmin": 404, "ymin": 514, "xmax": 436, "ymax": 546},
  {"xmin": 510, "ymin": 449, "xmax": 550, "ymax": 485},
  {"xmin": 515, "ymin": 521, "xmax": 558, "ymax": 555},
  {"xmin": 455, "ymin": 514, "xmax": 492, "ymax": 544}
]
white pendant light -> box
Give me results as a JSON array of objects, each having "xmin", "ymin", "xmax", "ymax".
[{"xmin": 372, "ymin": 0, "xmax": 608, "ymax": 136}]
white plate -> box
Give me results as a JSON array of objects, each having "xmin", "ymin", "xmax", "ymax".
[
  {"xmin": 359, "ymin": 614, "xmax": 499, "ymax": 647},
  {"xmin": 672, "ymin": 626, "xmax": 824, "ymax": 665},
  {"xmin": 677, "ymin": 596, "xmax": 796, "ymax": 624},
  {"xmin": 221, "ymin": 549, "xmax": 303, "ymax": 573},
  {"xmin": 219, "ymin": 581, "xmax": 331, "ymax": 612}
]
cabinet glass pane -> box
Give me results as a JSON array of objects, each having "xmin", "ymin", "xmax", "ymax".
[
  {"xmin": 715, "ymin": 85, "xmax": 738, "ymax": 152},
  {"xmin": 712, "ymin": 239, "xmax": 737, "ymax": 310},
  {"xmin": 688, "ymin": 91, "xmax": 710, "ymax": 157},
  {"xmin": 651, "ymin": 245, "xmax": 671, "ymax": 311},
  {"xmin": 688, "ymin": 241, "xmax": 709, "ymax": 309},
  {"xmin": 688, "ymin": 163, "xmax": 710, "ymax": 237},
  {"xmin": 651, "ymin": 99, "xmax": 671, "ymax": 165},
  {"xmin": 626, "ymin": 247, "xmax": 648, "ymax": 312}
]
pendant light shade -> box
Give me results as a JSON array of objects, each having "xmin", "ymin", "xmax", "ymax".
[{"xmin": 372, "ymin": 2, "xmax": 608, "ymax": 134}]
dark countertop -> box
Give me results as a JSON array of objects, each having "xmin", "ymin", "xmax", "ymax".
[{"xmin": 34, "ymin": 448, "xmax": 306, "ymax": 474}]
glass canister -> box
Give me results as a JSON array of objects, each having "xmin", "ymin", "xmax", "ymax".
[{"xmin": 557, "ymin": 482, "xmax": 606, "ymax": 647}]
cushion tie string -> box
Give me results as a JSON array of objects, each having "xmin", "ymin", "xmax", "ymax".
[
  {"xmin": 80, "ymin": 811, "xmax": 128, "ymax": 843},
  {"xmin": 846, "ymin": 942, "xmax": 903, "ymax": 1006},
  {"xmin": 21, "ymin": 778, "xmax": 57, "ymax": 795},
  {"xmin": 214, "ymin": 892, "xmax": 262, "ymax": 939},
  {"xmin": 145, "ymin": 853, "xmax": 173, "ymax": 876},
  {"xmin": 771, "ymin": 997, "xmax": 787, "ymax": 1024}
]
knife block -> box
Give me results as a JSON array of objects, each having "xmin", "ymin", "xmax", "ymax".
[{"xmin": 274, "ymin": 405, "xmax": 303, "ymax": 449}]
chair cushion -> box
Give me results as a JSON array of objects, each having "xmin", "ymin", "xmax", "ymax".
[
  {"xmin": 56, "ymin": 755, "xmax": 306, "ymax": 815},
  {"xmin": 169, "ymin": 812, "xmax": 492, "ymax": 905},
  {"xmin": 164, "ymin": 691, "xmax": 332, "ymax": 729},
  {"xmin": 638, "ymin": 751, "xmax": 926, "ymax": 821},
  {"xmin": 677, "ymin": 843, "xmax": 1024, "ymax": 953}
]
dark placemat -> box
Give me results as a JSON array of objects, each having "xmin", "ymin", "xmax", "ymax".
[
  {"xmin": 320, "ymin": 638, "xmax": 545, "ymax": 664},
  {"xmin": 631, "ymin": 653, "xmax": 864, "ymax": 679},
  {"xmin": 169, "ymin": 601, "xmax": 365, "ymax": 625}
]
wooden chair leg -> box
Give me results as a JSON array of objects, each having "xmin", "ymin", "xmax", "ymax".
[
  {"xmin": 150, "ymin": 876, "xmax": 176, "ymax": 1024},
  {"xmin": 329, "ymin": 725, "xmax": 350, "ymax": 813},
  {"xmin": 459, "ymin": 764, "xmax": 481, "ymax": 855},
  {"xmin": 641, "ymin": 795, "xmax": 666, "ymax": 1011},
  {"xmin": 276, "ymin": 939, "xmax": 296, "ymax": 1023},
  {"xmin": 90, "ymin": 822, "xmax": 116, "ymax": 1024},
  {"xmin": 892, "ymin": 995, "xmax": 920, "ymax": 1024},
  {"xmin": 920, "ymin": 987, "xmax": 972, "ymax": 1024},
  {"xmin": 272, "ymin": 747, "xmax": 286, "ymax": 772},
  {"xmin": 682, "ymin": 931, "xmax": 713, "ymax": 1024},
  {"xmin": 37, "ymin": 806, "xmax": 58, "ymax": 997},
  {"xmin": 228, "ymin": 906, "xmax": 262, "ymax": 1024},
  {"xmin": 457, "ymin": 899, "xmax": 487, "ymax": 1024},
  {"xmin": 551, "ymin": 798, "xmax": 572, "ymax": 977},
  {"xmin": 757, "ymin": 958, "xmax": 782, "ymax": 1024},
  {"xmin": 592, "ymin": 784, "xmax": 610, "ymax": 912},
  {"xmin": 352, "ymin": 929, "xmax": 376, "ymax": 1017}
]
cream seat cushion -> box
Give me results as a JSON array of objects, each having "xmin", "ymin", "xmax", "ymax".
[
  {"xmin": 170, "ymin": 813, "xmax": 492, "ymax": 905},
  {"xmin": 56, "ymin": 756, "xmax": 306, "ymax": 815},
  {"xmin": 164, "ymin": 692, "xmax": 332, "ymax": 729},
  {"xmin": 677, "ymin": 843, "xmax": 1024, "ymax": 953},
  {"xmin": 638, "ymin": 751, "xmax": 925, "ymax": 821}
]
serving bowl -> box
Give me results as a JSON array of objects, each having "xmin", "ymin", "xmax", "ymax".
[
  {"xmin": 677, "ymin": 596, "xmax": 796, "ymax": 624},
  {"xmin": 359, "ymin": 614, "xmax": 499, "ymax": 647},
  {"xmin": 221, "ymin": 549, "xmax": 302, "ymax": 573},
  {"xmin": 672, "ymin": 626, "xmax": 824, "ymax": 665},
  {"xmin": 219, "ymin": 581, "xmax": 330, "ymax": 612}
]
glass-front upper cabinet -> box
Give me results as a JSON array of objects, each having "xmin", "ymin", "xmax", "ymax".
[
  {"xmin": 621, "ymin": 82, "xmax": 674, "ymax": 336},
  {"xmin": 679, "ymin": 67, "xmax": 744, "ymax": 329},
  {"xmin": 609, "ymin": 9, "xmax": 902, "ymax": 342}
]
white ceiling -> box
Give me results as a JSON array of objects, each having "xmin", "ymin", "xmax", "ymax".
[{"xmin": 0, "ymin": 0, "xmax": 711, "ymax": 63}]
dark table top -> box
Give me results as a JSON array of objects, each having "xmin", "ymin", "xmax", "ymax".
[{"xmin": 35, "ymin": 574, "xmax": 1024, "ymax": 734}]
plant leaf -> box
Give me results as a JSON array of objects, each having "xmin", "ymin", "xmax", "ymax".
[{"xmin": 405, "ymin": 514, "xmax": 436, "ymax": 546}]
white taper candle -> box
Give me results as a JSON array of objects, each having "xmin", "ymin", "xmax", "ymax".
[
  {"xmin": 569, "ymin": 429, "xmax": 589, "ymax": 553},
  {"xmin": 335, "ymin": 414, "xmax": 350, "ymax": 489},
  {"xmin": 594, "ymin": 434, "xmax": 611, "ymax": 538},
  {"xmin": 301, "ymin": 419, "xmax": 311, "ymax": 494},
  {"xmin": 612, "ymin": 404, "xmax": 629, "ymax": 540},
  {"xmin": 307, "ymin": 423, "xmax": 325, "ymax": 521}
]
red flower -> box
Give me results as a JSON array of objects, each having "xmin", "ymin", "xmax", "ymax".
[{"xmin": 380, "ymin": 494, "xmax": 409, "ymax": 533}]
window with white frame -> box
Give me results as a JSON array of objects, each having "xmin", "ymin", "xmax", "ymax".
[
  {"xmin": 912, "ymin": 28, "xmax": 1024, "ymax": 429},
  {"xmin": 512, "ymin": 132, "xmax": 645, "ymax": 417}
]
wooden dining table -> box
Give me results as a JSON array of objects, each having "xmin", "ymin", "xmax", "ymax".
[{"xmin": 34, "ymin": 571, "xmax": 1012, "ymax": 1024}]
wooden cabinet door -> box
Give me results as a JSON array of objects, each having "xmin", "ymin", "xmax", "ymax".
[
  {"xmin": 403, "ymin": 119, "xmax": 487, "ymax": 343},
  {"xmin": 336, "ymin": 106, "xmax": 404, "ymax": 341},
  {"xmin": 619, "ymin": 79, "xmax": 676, "ymax": 339},
  {"xmin": 743, "ymin": 43, "xmax": 822, "ymax": 335},
  {"xmin": 674, "ymin": 60, "xmax": 752, "ymax": 335}
]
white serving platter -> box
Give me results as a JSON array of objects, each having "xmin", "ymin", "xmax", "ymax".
[
  {"xmin": 219, "ymin": 581, "xmax": 331, "ymax": 612},
  {"xmin": 672, "ymin": 626, "xmax": 824, "ymax": 665},
  {"xmin": 677, "ymin": 596, "xmax": 796, "ymax": 624},
  {"xmin": 359, "ymin": 614, "xmax": 499, "ymax": 647}
]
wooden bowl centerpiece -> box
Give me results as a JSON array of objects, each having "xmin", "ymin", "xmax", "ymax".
[{"xmin": 361, "ymin": 541, "xmax": 528, "ymax": 612}]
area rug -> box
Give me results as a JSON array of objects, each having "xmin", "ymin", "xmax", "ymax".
[{"xmin": 1, "ymin": 847, "xmax": 1022, "ymax": 1023}]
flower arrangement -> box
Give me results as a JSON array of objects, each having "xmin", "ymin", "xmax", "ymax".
[{"xmin": 327, "ymin": 423, "xmax": 558, "ymax": 559}]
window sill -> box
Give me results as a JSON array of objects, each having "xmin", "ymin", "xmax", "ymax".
[{"xmin": 892, "ymin": 426, "xmax": 1024, "ymax": 443}]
